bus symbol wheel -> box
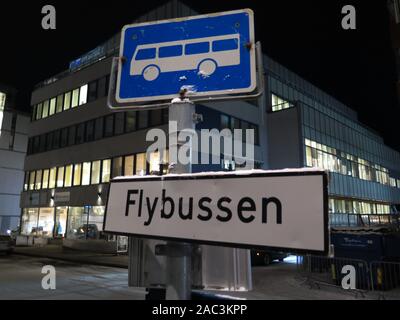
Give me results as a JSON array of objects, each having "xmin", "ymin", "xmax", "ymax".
[
  {"xmin": 142, "ymin": 65, "xmax": 160, "ymax": 81},
  {"xmin": 198, "ymin": 59, "xmax": 217, "ymax": 77}
]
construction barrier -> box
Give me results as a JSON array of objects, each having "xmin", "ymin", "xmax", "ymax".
[
  {"xmin": 370, "ymin": 261, "xmax": 400, "ymax": 299},
  {"xmin": 297, "ymin": 255, "xmax": 371, "ymax": 293},
  {"xmin": 298, "ymin": 255, "xmax": 400, "ymax": 298}
]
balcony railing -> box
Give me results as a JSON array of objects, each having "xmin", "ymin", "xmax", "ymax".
[{"xmin": 330, "ymin": 213, "xmax": 400, "ymax": 228}]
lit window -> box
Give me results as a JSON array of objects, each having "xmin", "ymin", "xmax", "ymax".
[
  {"xmin": 38, "ymin": 208, "xmax": 55, "ymax": 238},
  {"xmin": 49, "ymin": 167, "xmax": 57, "ymax": 189},
  {"xmin": 101, "ymin": 159, "xmax": 111, "ymax": 183},
  {"xmin": 35, "ymin": 170, "xmax": 42, "ymax": 190},
  {"xmin": 49, "ymin": 98, "xmax": 56, "ymax": 116},
  {"xmin": 162, "ymin": 150, "xmax": 169, "ymax": 165},
  {"xmin": 89, "ymin": 206, "xmax": 105, "ymax": 235},
  {"xmin": 64, "ymin": 92, "xmax": 71, "ymax": 111},
  {"xmin": 66, "ymin": 207, "xmax": 87, "ymax": 240},
  {"xmin": 42, "ymin": 100, "xmax": 49, "ymax": 118},
  {"xmin": 0, "ymin": 92, "xmax": 6, "ymax": 109},
  {"xmin": 149, "ymin": 152, "xmax": 161, "ymax": 175},
  {"xmin": 82, "ymin": 162, "xmax": 91, "ymax": 186},
  {"xmin": 112, "ymin": 157, "xmax": 123, "ymax": 179},
  {"xmin": 91, "ymin": 161, "xmax": 101, "ymax": 185},
  {"xmin": 79, "ymin": 84, "xmax": 88, "ymax": 105},
  {"xmin": 271, "ymin": 93, "xmax": 291, "ymax": 112},
  {"xmin": 124, "ymin": 155, "xmax": 134, "ymax": 176},
  {"xmin": 56, "ymin": 94, "xmax": 64, "ymax": 113},
  {"xmin": 136, "ymin": 153, "xmax": 147, "ymax": 176},
  {"xmin": 306, "ymin": 146, "xmax": 313, "ymax": 167},
  {"xmin": 29, "ymin": 171, "xmax": 35, "ymax": 191},
  {"xmin": 21, "ymin": 208, "xmax": 39, "ymax": 236},
  {"xmin": 64, "ymin": 165, "xmax": 73, "ymax": 187},
  {"xmin": 36, "ymin": 103, "xmax": 43, "ymax": 120},
  {"xmin": 24, "ymin": 172, "xmax": 29, "ymax": 191},
  {"xmin": 57, "ymin": 166, "xmax": 65, "ymax": 188},
  {"xmin": 42, "ymin": 169, "xmax": 49, "ymax": 189},
  {"xmin": 73, "ymin": 164, "xmax": 82, "ymax": 186},
  {"xmin": 71, "ymin": 89, "xmax": 79, "ymax": 108}
]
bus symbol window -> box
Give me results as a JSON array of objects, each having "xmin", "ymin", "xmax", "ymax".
[
  {"xmin": 185, "ymin": 42, "xmax": 210, "ymax": 55},
  {"xmin": 130, "ymin": 34, "xmax": 241, "ymax": 82},
  {"xmin": 159, "ymin": 45, "xmax": 183, "ymax": 58},
  {"xmin": 135, "ymin": 48, "xmax": 156, "ymax": 61},
  {"xmin": 212, "ymin": 38, "xmax": 239, "ymax": 52}
]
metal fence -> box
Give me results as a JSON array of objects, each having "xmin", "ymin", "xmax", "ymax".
[
  {"xmin": 370, "ymin": 261, "xmax": 400, "ymax": 299},
  {"xmin": 297, "ymin": 255, "xmax": 400, "ymax": 299},
  {"xmin": 330, "ymin": 213, "xmax": 400, "ymax": 228},
  {"xmin": 297, "ymin": 255, "xmax": 371, "ymax": 296}
]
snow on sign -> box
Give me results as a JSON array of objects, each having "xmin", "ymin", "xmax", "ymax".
[
  {"xmin": 104, "ymin": 170, "xmax": 329, "ymax": 254},
  {"xmin": 115, "ymin": 9, "xmax": 256, "ymax": 104}
]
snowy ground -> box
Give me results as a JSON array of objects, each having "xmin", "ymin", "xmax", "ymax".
[
  {"xmin": 0, "ymin": 255, "xmax": 145, "ymax": 300},
  {"xmin": 0, "ymin": 254, "xmax": 397, "ymax": 300}
]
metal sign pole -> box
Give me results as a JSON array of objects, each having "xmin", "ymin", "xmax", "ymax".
[{"xmin": 165, "ymin": 97, "xmax": 196, "ymax": 300}]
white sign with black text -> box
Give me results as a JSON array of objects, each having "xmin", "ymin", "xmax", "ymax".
[{"xmin": 104, "ymin": 170, "xmax": 328, "ymax": 254}]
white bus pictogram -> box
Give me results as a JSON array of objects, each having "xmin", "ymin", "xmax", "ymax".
[{"xmin": 130, "ymin": 34, "xmax": 241, "ymax": 81}]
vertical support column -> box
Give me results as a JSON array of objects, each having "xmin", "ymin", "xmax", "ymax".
[
  {"xmin": 128, "ymin": 237, "xmax": 145, "ymax": 287},
  {"xmin": 166, "ymin": 100, "xmax": 196, "ymax": 300}
]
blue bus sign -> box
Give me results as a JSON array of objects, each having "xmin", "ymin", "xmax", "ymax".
[{"xmin": 115, "ymin": 9, "xmax": 256, "ymax": 104}]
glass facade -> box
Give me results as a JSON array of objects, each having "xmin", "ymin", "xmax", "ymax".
[
  {"xmin": 265, "ymin": 55, "xmax": 400, "ymax": 218},
  {"xmin": 20, "ymin": 150, "xmax": 170, "ymax": 239},
  {"xmin": 21, "ymin": 208, "xmax": 39, "ymax": 235},
  {"xmin": 22, "ymin": 206, "xmax": 106, "ymax": 240},
  {"xmin": 32, "ymin": 75, "xmax": 109, "ymax": 121},
  {"xmin": 271, "ymin": 93, "xmax": 293, "ymax": 112},
  {"xmin": 219, "ymin": 113, "xmax": 260, "ymax": 146},
  {"xmin": 37, "ymin": 208, "xmax": 55, "ymax": 237},
  {"xmin": 27, "ymin": 108, "xmax": 168, "ymax": 155},
  {"xmin": 329, "ymin": 198, "xmax": 390, "ymax": 215},
  {"xmin": 304, "ymin": 139, "xmax": 399, "ymax": 188},
  {"xmin": 23, "ymin": 154, "xmax": 165, "ymax": 191},
  {"xmin": 55, "ymin": 207, "xmax": 68, "ymax": 238},
  {"xmin": 66, "ymin": 207, "xmax": 88, "ymax": 239},
  {"xmin": 22, "ymin": 151, "xmax": 168, "ymax": 198}
]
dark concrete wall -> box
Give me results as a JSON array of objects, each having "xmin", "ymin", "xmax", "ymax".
[{"xmin": 267, "ymin": 107, "xmax": 303, "ymax": 170}]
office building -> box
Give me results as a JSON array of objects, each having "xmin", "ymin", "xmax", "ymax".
[
  {"xmin": 388, "ymin": 0, "xmax": 400, "ymax": 105},
  {"xmin": 0, "ymin": 84, "xmax": 29, "ymax": 234},
  {"xmin": 19, "ymin": 0, "xmax": 400, "ymax": 243}
]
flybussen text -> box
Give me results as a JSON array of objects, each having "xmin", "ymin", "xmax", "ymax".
[{"xmin": 125, "ymin": 189, "xmax": 283, "ymax": 226}]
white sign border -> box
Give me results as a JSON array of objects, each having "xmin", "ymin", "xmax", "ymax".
[
  {"xmin": 115, "ymin": 8, "xmax": 257, "ymax": 104},
  {"xmin": 103, "ymin": 171, "xmax": 329, "ymax": 255}
]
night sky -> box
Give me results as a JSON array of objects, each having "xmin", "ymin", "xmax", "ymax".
[{"xmin": 0, "ymin": 1, "xmax": 399, "ymax": 150}]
